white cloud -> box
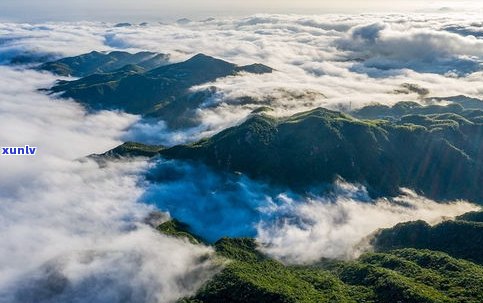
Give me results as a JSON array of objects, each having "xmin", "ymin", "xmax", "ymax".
[
  {"xmin": 0, "ymin": 13, "xmax": 482, "ymax": 300},
  {"xmin": 0, "ymin": 67, "xmax": 217, "ymax": 302},
  {"xmin": 337, "ymin": 21, "xmax": 483, "ymax": 75},
  {"xmin": 0, "ymin": 23, "xmax": 110, "ymax": 63},
  {"xmin": 63, "ymin": 13, "xmax": 483, "ymax": 144},
  {"xmin": 141, "ymin": 161, "xmax": 478, "ymax": 265},
  {"xmin": 256, "ymin": 183, "xmax": 479, "ymax": 264}
]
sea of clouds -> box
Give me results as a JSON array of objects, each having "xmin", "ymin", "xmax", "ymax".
[
  {"xmin": 0, "ymin": 13, "xmax": 482, "ymax": 302},
  {"xmin": 3, "ymin": 14, "xmax": 483, "ymax": 145},
  {"xmin": 0, "ymin": 68, "xmax": 218, "ymax": 303}
]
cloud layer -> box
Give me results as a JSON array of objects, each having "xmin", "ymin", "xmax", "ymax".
[
  {"xmin": 256, "ymin": 184, "xmax": 479, "ymax": 264},
  {"xmin": 143, "ymin": 160, "xmax": 478, "ymax": 264},
  {"xmin": 0, "ymin": 67, "xmax": 217, "ymax": 302},
  {"xmin": 4, "ymin": 14, "xmax": 481, "ymax": 146},
  {"xmin": 1, "ymin": 13, "xmax": 482, "ymax": 301},
  {"xmin": 2, "ymin": 13, "xmax": 477, "ymax": 145}
]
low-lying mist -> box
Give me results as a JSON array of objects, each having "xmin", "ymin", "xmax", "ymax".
[
  {"xmin": 257, "ymin": 186, "xmax": 479, "ymax": 264},
  {"xmin": 143, "ymin": 159, "xmax": 479, "ymax": 264},
  {"xmin": 0, "ymin": 67, "xmax": 218, "ymax": 303},
  {"xmin": 4, "ymin": 14, "xmax": 483, "ymax": 147}
]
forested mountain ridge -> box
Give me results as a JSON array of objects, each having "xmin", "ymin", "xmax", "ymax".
[
  {"xmin": 160, "ymin": 104, "xmax": 482, "ymax": 202},
  {"xmin": 156, "ymin": 212, "xmax": 483, "ymax": 303},
  {"xmin": 47, "ymin": 53, "xmax": 273, "ymax": 115},
  {"xmin": 39, "ymin": 50, "xmax": 170, "ymax": 77}
]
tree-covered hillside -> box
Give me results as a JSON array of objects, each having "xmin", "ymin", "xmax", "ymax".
[
  {"xmin": 47, "ymin": 53, "xmax": 272, "ymax": 115},
  {"xmin": 39, "ymin": 50, "xmax": 170, "ymax": 77},
  {"xmin": 160, "ymin": 103, "xmax": 482, "ymax": 202},
  {"xmin": 155, "ymin": 215, "xmax": 483, "ymax": 303},
  {"xmin": 373, "ymin": 211, "xmax": 483, "ymax": 264}
]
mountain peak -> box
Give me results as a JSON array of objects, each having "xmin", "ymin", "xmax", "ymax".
[
  {"xmin": 49, "ymin": 52, "xmax": 273, "ymax": 116},
  {"xmin": 237, "ymin": 63, "xmax": 273, "ymax": 74},
  {"xmin": 88, "ymin": 50, "xmax": 103, "ymax": 56},
  {"xmin": 185, "ymin": 53, "xmax": 223, "ymax": 64}
]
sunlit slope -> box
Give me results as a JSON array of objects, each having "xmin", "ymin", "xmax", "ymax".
[
  {"xmin": 161, "ymin": 104, "xmax": 482, "ymax": 202},
  {"xmin": 159, "ymin": 212, "xmax": 483, "ymax": 303},
  {"xmin": 373, "ymin": 211, "xmax": 483, "ymax": 264}
]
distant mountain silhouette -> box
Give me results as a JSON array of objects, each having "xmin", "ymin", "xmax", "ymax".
[
  {"xmin": 353, "ymin": 96, "xmax": 483, "ymax": 120},
  {"xmin": 48, "ymin": 53, "xmax": 272, "ymax": 115},
  {"xmin": 39, "ymin": 50, "xmax": 170, "ymax": 77}
]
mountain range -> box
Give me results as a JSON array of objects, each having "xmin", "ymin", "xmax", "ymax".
[
  {"xmin": 103, "ymin": 99, "xmax": 483, "ymax": 203},
  {"xmin": 38, "ymin": 51, "xmax": 483, "ymax": 302},
  {"xmin": 38, "ymin": 50, "xmax": 170, "ymax": 77},
  {"xmin": 353, "ymin": 97, "xmax": 483, "ymax": 120},
  {"xmin": 373, "ymin": 211, "xmax": 483, "ymax": 264},
  {"xmin": 159, "ymin": 102, "xmax": 482, "ymax": 202},
  {"xmin": 46, "ymin": 53, "xmax": 273, "ymax": 115},
  {"xmin": 160, "ymin": 211, "xmax": 483, "ymax": 303}
]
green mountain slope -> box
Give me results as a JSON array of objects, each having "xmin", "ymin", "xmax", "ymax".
[
  {"xmin": 38, "ymin": 50, "xmax": 170, "ymax": 77},
  {"xmin": 98, "ymin": 142, "xmax": 164, "ymax": 158},
  {"xmin": 353, "ymin": 97, "xmax": 483, "ymax": 120},
  {"xmin": 373, "ymin": 211, "xmax": 483, "ymax": 264},
  {"xmin": 170, "ymin": 235, "xmax": 483, "ymax": 303},
  {"xmin": 160, "ymin": 104, "xmax": 482, "ymax": 202},
  {"xmin": 48, "ymin": 53, "xmax": 272, "ymax": 115}
]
